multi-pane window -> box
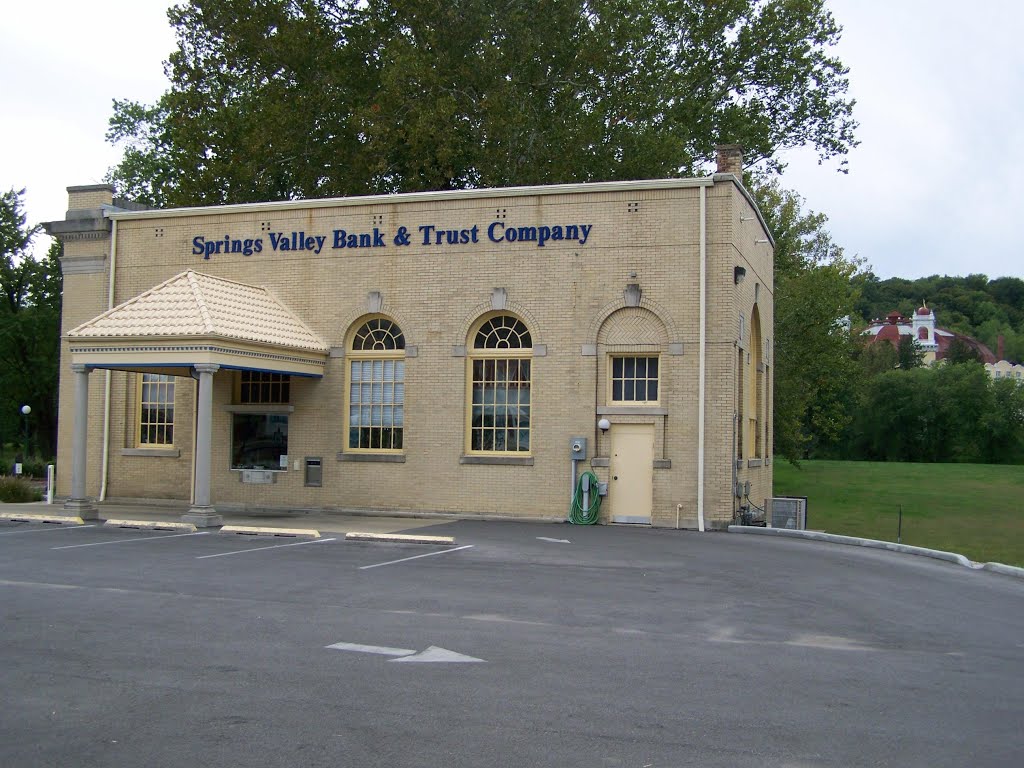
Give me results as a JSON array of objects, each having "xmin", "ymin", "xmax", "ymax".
[
  {"xmin": 232, "ymin": 371, "xmax": 290, "ymax": 470},
  {"xmin": 347, "ymin": 318, "xmax": 405, "ymax": 451},
  {"xmin": 469, "ymin": 315, "xmax": 532, "ymax": 453},
  {"xmin": 239, "ymin": 371, "xmax": 290, "ymax": 404},
  {"xmin": 610, "ymin": 356, "xmax": 659, "ymax": 404},
  {"xmin": 138, "ymin": 373, "xmax": 175, "ymax": 446}
]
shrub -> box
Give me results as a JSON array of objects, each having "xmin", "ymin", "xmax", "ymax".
[
  {"xmin": 0, "ymin": 476, "xmax": 43, "ymax": 503},
  {"xmin": 21, "ymin": 460, "xmax": 49, "ymax": 479}
]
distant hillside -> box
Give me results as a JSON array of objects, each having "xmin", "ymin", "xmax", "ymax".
[{"xmin": 853, "ymin": 273, "xmax": 1024, "ymax": 363}]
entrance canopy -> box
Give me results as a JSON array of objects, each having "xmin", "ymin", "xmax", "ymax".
[{"xmin": 67, "ymin": 270, "xmax": 328, "ymax": 377}]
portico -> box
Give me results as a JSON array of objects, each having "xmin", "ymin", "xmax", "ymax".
[{"xmin": 63, "ymin": 270, "xmax": 328, "ymax": 526}]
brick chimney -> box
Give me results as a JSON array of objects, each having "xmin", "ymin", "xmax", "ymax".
[{"xmin": 716, "ymin": 144, "xmax": 744, "ymax": 177}]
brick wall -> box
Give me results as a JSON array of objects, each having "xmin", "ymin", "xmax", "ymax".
[{"xmin": 56, "ymin": 179, "xmax": 773, "ymax": 526}]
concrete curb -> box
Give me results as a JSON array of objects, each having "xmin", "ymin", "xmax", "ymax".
[
  {"xmin": 728, "ymin": 525, "xmax": 975, "ymax": 568},
  {"xmin": 104, "ymin": 519, "xmax": 197, "ymax": 532},
  {"xmin": 219, "ymin": 526, "xmax": 321, "ymax": 539},
  {"xmin": 981, "ymin": 562, "xmax": 1024, "ymax": 580},
  {"xmin": 0, "ymin": 511, "xmax": 85, "ymax": 526},
  {"xmin": 345, "ymin": 532, "xmax": 455, "ymax": 545}
]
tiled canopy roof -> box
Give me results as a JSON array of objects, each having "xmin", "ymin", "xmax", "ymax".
[{"xmin": 68, "ymin": 270, "xmax": 327, "ymax": 353}]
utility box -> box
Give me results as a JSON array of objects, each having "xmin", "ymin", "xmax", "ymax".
[
  {"xmin": 305, "ymin": 457, "xmax": 323, "ymax": 487},
  {"xmin": 767, "ymin": 496, "xmax": 808, "ymax": 529},
  {"xmin": 569, "ymin": 437, "xmax": 587, "ymax": 460}
]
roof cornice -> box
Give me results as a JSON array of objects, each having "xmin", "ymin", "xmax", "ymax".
[{"xmin": 104, "ymin": 178, "xmax": 716, "ymax": 222}]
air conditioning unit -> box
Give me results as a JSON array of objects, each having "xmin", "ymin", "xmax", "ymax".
[{"xmin": 766, "ymin": 496, "xmax": 808, "ymax": 530}]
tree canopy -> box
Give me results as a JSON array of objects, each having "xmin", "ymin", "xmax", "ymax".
[
  {"xmin": 107, "ymin": 0, "xmax": 857, "ymax": 206},
  {"xmin": 751, "ymin": 178, "xmax": 862, "ymax": 462},
  {"xmin": 0, "ymin": 189, "xmax": 62, "ymax": 459}
]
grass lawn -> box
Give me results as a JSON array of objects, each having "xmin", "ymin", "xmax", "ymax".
[{"xmin": 773, "ymin": 460, "xmax": 1024, "ymax": 567}]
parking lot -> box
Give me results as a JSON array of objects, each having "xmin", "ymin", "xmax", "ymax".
[{"xmin": 2, "ymin": 515, "xmax": 1022, "ymax": 767}]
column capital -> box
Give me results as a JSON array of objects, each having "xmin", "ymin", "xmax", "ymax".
[
  {"xmin": 70, "ymin": 363, "xmax": 93, "ymax": 374},
  {"xmin": 193, "ymin": 363, "xmax": 221, "ymax": 375}
]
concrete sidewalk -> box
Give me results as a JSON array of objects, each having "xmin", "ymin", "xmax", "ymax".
[{"xmin": 2, "ymin": 500, "xmax": 454, "ymax": 536}]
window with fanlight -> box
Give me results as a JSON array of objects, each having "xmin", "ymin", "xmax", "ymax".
[
  {"xmin": 468, "ymin": 314, "xmax": 532, "ymax": 454},
  {"xmin": 346, "ymin": 317, "xmax": 405, "ymax": 452}
]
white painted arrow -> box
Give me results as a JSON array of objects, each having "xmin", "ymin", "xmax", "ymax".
[
  {"xmin": 325, "ymin": 642, "xmax": 485, "ymax": 663},
  {"xmin": 325, "ymin": 642, "xmax": 415, "ymax": 657},
  {"xmin": 536, "ymin": 536, "xmax": 571, "ymax": 544},
  {"xmin": 392, "ymin": 646, "xmax": 485, "ymax": 663}
]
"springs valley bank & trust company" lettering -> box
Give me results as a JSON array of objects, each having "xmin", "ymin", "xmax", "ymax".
[{"xmin": 192, "ymin": 221, "xmax": 594, "ymax": 259}]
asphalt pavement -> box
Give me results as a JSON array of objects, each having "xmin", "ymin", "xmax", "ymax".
[{"xmin": 1, "ymin": 513, "xmax": 1022, "ymax": 767}]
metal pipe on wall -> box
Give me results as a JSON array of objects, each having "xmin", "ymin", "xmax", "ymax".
[
  {"xmin": 98, "ymin": 216, "xmax": 117, "ymax": 502},
  {"xmin": 696, "ymin": 185, "xmax": 707, "ymax": 532}
]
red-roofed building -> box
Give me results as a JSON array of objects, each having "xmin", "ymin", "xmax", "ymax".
[{"xmin": 863, "ymin": 304, "xmax": 997, "ymax": 365}]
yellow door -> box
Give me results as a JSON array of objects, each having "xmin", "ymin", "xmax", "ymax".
[{"xmin": 609, "ymin": 424, "xmax": 653, "ymax": 524}]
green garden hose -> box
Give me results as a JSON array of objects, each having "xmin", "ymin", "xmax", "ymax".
[{"xmin": 568, "ymin": 470, "xmax": 602, "ymax": 525}]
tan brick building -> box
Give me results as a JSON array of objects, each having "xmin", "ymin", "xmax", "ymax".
[{"xmin": 45, "ymin": 152, "xmax": 773, "ymax": 529}]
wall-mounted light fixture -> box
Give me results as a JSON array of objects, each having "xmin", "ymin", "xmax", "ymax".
[
  {"xmin": 598, "ymin": 418, "xmax": 611, "ymax": 433},
  {"xmin": 734, "ymin": 266, "xmax": 747, "ymax": 285}
]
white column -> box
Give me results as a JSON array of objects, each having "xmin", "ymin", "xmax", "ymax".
[
  {"xmin": 64, "ymin": 364, "xmax": 98, "ymax": 518},
  {"xmin": 182, "ymin": 363, "xmax": 222, "ymax": 527}
]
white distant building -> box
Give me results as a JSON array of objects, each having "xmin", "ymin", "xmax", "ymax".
[{"xmin": 986, "ymin": 359, "xmax": 1024, "ymax": 383}]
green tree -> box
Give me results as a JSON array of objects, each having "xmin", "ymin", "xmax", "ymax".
[
  {"xmin": 856, "ymin": 337, "xmax": 897, "ymax": 377},
  {"xmin": 983, "ymin": 377, "xmax": 1024, "ymax": 463},
  {"xmin": 0, "ymin": 190, "xmax": 62, "ymax": 460},
  {"xmin": 107, "ymin": 0, "xmax": 858, "ymax": 206},
  {"xmin": 752, "ymin": 179, "xmax": 862, "ymax": 462},
  {"xmin": 896, "ymin": 335, "xmax": 923, "ymax": 369},
  {"xmin": 943, "ymin": 336, "xmax": 982, "ymax": 366},
  {"xmin": 848, "ymin": 363, "xmax": 1022, "ymax": 464}
]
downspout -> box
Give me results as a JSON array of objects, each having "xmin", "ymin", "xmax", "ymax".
[
  {"xmin": 732, "ymin": 344, "xmax": 739, "ymax": 523},
  {"xmin": 697, "ymin": 185, "xmax": 707, "ymax": 532},
  {"xmin": 98, "ymin": 216, "xmax": 117, "ymax": 501}
]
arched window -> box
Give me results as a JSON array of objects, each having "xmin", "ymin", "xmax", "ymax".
[
  {"xmin": 918, "ymin": 327, "xmax": 928, "ymax": 340},
  {"xmin": 346, "ymin": 317, "xmax": 405, "ymax": 452},
  {"xmin": 749, "ymin": 305, "xmax": 764, "ymax": 458},
  {"xmin": 468, "ymin": 314, "xmax": 532, "ymax": 453}
]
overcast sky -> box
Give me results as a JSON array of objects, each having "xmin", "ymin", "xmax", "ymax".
[{"xmin": 2, "ymin": 1, "xmax": 1021, "ymax": 281}]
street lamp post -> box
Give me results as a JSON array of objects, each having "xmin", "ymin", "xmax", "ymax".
[{"xmin": 20, "ymin": 405, "xmax": 31, "ymax": 469}]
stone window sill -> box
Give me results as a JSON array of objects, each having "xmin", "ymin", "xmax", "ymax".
[
  {"xmin": 337, "ymin": 453, "xmax": 406, "ymax": 463},
  {"xmin": 459, "ymin": 455, "xmax": 534, "ymax": 466},
  {"xmin": 121, "ymin": 448, "xmax": 180, "ymax": 458}
]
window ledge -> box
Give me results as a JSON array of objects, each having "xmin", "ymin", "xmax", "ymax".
[
  {"xmin": 459, "ymin": 455, "xmax": 534, "ymax": 466},
  {"xmin": 337, "ymin": 453, "xmax": 406, "ymax": 463},
  {"xmin": 223, "ymin": 404, "xmax": 294, "ymax": 414},
  {"xmin": 120, "ymin": 448, "xmax": 180, "ymax": 458},
  {"xmin": 747, "ymin": 458, "xmax": 764, "ymax": 468},
  {"xmin": 596, "ymin": 406, "xmax": 668, "ymax": 416}
]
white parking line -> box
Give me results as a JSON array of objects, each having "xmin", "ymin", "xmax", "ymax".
[
  {"xmin": 359, "ymin": 544, "xmax": 474, "ymax": 570},
  {"xmin": 196, "ymin": 537, "xmax": 337, "ymax": 559},
  {"xmin": 53, "ymin": 531, "xmax": 210, "ymax": 550},
  {"xmin": 0, "ymin": 524, "xmax": 97, "ymax": 536}
]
